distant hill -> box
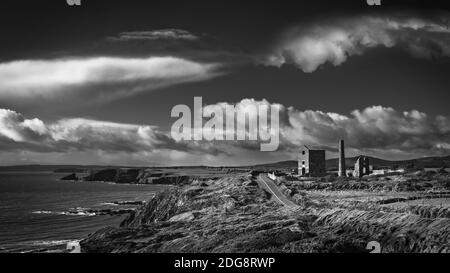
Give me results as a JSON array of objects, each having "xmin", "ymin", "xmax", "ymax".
[
  {"xmin": 1, "ymin": 155, "xmax": 449, "ymax": 172},
  {"xmin": 252, "ymin": 155, "xmax": 450, "ymax": 170},
  {"xmin": 250, "ymin": 160, "xmax": 298, "ymax": 169}
]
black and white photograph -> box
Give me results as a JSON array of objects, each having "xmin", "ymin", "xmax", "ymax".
[{"xmin": 0, "ymin": 0, "xmax": 449, "ymax": 260}]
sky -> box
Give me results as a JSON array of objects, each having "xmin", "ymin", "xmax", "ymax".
[{"xmin": 0, "ymin": 0, "xmax": 450, "ymax": 166}]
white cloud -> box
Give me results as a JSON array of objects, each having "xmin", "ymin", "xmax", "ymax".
[
  {"xmin": 0, "ymin": 109, "xmax": 49, "ymax": 142},
  {"xmin": 283, "ymin": 105, "xmax": 450, "ymax": 155},
  {"xmin": 0, "ymin": 56, "xmax": 220, "ymax": 102},
  {"xmin": 264, "ymin": 15, "xmax": 450, "ymax": 72},
  {"xmin": 198, "ymin": 100, "xmax": 450, "ymax": 157},
  {"xmin": 1, "ymin": 102, "xmax": 449, "ymax": 165},
  {"xmin": 0, "ymin": 109, "xmax": 178, "ymax": 153}
]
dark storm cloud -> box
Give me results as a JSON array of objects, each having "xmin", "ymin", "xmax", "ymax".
[
  {"xmin": 263, "ymin": 13, "xmax": 450, "ymax": 72},
  {"xmin": 0, "ymin": 3, "xmax": 449, "ymax": 165},
  {"xmin": 3, "ymin": 12, "xmax": 448, "ymax": 106}
]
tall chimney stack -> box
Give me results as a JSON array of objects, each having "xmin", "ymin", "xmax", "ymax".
[{"xmin": 338, "ymin": 139, "xmax": 346, "ymax": 177}]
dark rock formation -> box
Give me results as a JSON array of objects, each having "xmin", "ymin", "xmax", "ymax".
[
  {"xmin": 60, "ymin": 173, "xmax": 78, "ymax": 181},
  {"xmin": 83, "ymin": 168, "xmax": 143, "ymax": 183},
  {"xmin": 83, "ymin": 169, "xmax": 118, "ymax": 182},
  {"xmin": 150, "ymin": 175, "xmax": 190, "ymax": 185},
  {"xmin": 82, "ymin": 168, "xmax": 194, "ymax": 185}
]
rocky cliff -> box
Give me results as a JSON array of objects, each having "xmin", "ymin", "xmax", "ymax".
[
  {"xmin": 80, "ymin": 173, "xmax": 449, "ymax": 253},
  {"xmin": 83, "ymin": 168, "xmax": 143, "ymax": 183},
  {"xmin": 81, "ymin": 168, "xmax": 195, "ymax": 185}
]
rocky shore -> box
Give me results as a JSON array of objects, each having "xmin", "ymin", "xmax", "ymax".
[
  {"xmin": 80, "ymin": 172, "xmax": 450, "ymax": 253},
  {"xmin": 60, "ymin": 167, "xmax": 232, "ymax": 185}
]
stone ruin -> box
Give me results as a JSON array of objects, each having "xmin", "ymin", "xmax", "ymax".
[
  {"xmin": 298, "ymin": 145, "xmax": 326, "ymax": 177},
  {"xmin": 353, "ymin": 156, "xmax": 371, "ymax": 178}
]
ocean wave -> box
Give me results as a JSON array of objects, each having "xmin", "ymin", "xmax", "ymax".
[
  {"xmin": 13, "ymin": 239, "xmax": 82, "ymax": 253},
  {"xmin": 0, "ymin": 239, "xmax": 80, "ymax": 253},
  {"xmin": 61, "ymin": 211, "xmax": 97, "ymax": 216},
  {"xmin": 30, "ymin": 239, "xmax": 77, "ymax": 246},
  {"xmin": 99, "ymin": 202, "xmax": 119, "ymax": 206},
  {"xmin": 32, "ymin": 209, "xmax": 97, "ymax": 217},
  {"xmin": 32, "ymin": 207, "xmax": 135, "ymax": 217},
  {"xmin": 99, "ymin": 200, "xmax": 146, "ymax": 206},
  {"xmin": 31, "ymin": 210, "xmax": 53, "ymax": 214}
]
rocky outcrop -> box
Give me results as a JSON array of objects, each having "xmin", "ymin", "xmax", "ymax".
[
  {"xmin": 83, "ymin": 169, "xmax": 118, "ymax": 182},
  {"xmin": 81, "ymin": 176, "xmax": 300, "ymax": 253},
  {"xmin": 80, "ymin": 174, "xmax": 450, "ymax": 253},
  {"xmin": 83, "ymin": 168, "xmax": 143, "ymax": 183},
  {"xmin": 81, "ymin": 175, "xmax": 363, "ymax": 253},
  {"xmin": 81, "ymin": 168, "xmax": 195, "ymax": 185},
  {"xmin": 147, "ymin": 175, "xmax": 190, "ymax": 185},
  {"xmin": 60, "ymin": 173, "xmax": 78, "ymax": 181}
]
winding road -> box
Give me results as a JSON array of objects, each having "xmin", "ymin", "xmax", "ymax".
[{"xmin": 257, "ymin": 174, "xmax": 297, "ymax": 207}]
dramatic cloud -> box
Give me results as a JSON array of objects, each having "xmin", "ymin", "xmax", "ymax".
[
  {"xmin": 0, "ymin": 109, "xmax": 49, "ymax": 143},
  {"xmin": 0, "ymin": 108, "xmax": 229, "ymax": 161},
  {"xmin": 283, "ymin": 106, "xmax": 450, "ymax": 157},
  {"xmin": 109, "ymin": 29, "xmax": 199, "ymax": 41},
  {"xmin": 0, "ymin": 108, "xmax": 176, "ymax": 153},
  {"xmin": 0, "ymin": 56, "xmax": 220, "ymax": 103},
  {"xmin": 264, "ymin": 14, "xmax": 450, "ymax": 72},
  {"xmin": 1, "ymin": 101, "xmax": 449, "ymax": 165},
  {"xmin": 197, "ymin": 100, "xmax": 450, "ymax": 158}
]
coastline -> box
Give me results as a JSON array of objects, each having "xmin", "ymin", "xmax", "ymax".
[
  {"xmin": 80, "ymin": 171, "xmax": 450, "ymax": 253},
  {"xmin": 0, "ymin": 172, "xmax": 167, "ymax": 253}
]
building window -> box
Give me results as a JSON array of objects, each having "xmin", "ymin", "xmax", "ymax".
[
  {"xmin": 302, "ymin": 160, "xmax": 305, "ymax": 166},
  {"xmin": 302, "ymin": 151, "xmax": 305, "ymax": 155}
]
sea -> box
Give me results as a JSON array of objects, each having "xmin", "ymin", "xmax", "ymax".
[{"xmin": 0, "ymin": 171, "xmax": 168, "ymax": 253}]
